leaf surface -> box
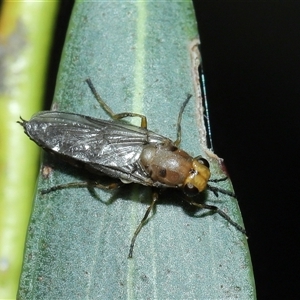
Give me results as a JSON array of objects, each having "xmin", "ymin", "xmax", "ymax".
[{"xmin": 18, "ymin": 1, "xmax": 256, "ymax": 299}]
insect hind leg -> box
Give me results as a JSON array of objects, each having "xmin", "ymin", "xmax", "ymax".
[{"xmin": 41, "ymin": 181, "xmax": 122, "ymax": 195}]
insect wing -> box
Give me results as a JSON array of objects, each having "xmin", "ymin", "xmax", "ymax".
[{"xmin": 22, "ymin": 111, "xmax": 167, "ymax": 184}]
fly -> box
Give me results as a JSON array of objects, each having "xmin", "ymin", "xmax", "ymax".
[{"xmin": 18, "ymin": 78, "xmax": 246, "ymax": 258}]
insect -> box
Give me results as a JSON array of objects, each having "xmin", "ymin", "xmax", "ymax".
[{"xmin": 18, "ymin": 78, "xmax": 246, "ymax": 258}]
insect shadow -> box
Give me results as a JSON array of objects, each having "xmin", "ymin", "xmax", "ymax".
[
  {"xmin": 19, "ymin": 78, "xmax": 246, "ymax": 258},
  {"xmin": 40, "ymin": 152, "xmax": 142, "ymax": 203},
  {"xmin": 41, "ymin": 155, "xmax": 224, "ymax": 233}
]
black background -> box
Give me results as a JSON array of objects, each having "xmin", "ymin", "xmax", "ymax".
[
  {"xmin": 194, "ymin": 2, "xmax": 300, "ymax": 299},
  {"xmin": 40, "ymin": 2, "xmax": 300, "ymax": 299}
]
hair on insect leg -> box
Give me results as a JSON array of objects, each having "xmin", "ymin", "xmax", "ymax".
[{"xmin": 128, "ymin": 191, "xmax": 159, "ymax": 259}]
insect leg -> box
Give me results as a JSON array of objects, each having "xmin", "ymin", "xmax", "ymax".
[
  {"xmin": 41, "ymin": 181, "xmax": 122, "ymax": 195},
  {"xmin": 85, "ymin": 78, "xmax": 147, "ymax": 128},
  {"xmin": 209, "ymin": 177, "xmax": 228, "ymax": 183},
  {"xmin": 112, "ymin": 112, "xmax": 147, "ymax": 129},
  {"xmin": 128, "ymin": 191, "xmax": 159, "ymax": 258},
  {"xmin": 174, "ymin": 94, "xmax": 192, "ymax": 147},
  {"xmin": 85, "ymin": 78, "xmax": 116, "ymax": 118},
  {"xmin": 206, "ymin": 184, "xmax": 236, "ymax": 198},
  {"xmin": 184, "ymin": 198, "xmax": 246, "ymax": 235}
]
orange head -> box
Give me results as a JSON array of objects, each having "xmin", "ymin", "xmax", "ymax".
[{"xmin": 182, "ymin": 157, "xmax": 211, "ymax": 196}]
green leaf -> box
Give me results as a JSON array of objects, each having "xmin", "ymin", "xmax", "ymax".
[{"xmin": 18, "ymin": 1, "xmax": 256, "ymax": 299}]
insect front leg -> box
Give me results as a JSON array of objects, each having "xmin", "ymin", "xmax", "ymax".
[
  {"xmin": 112, "ymin": 112, "xmax": 147, "ymax": 129},
  {"xmin": 183, "ymin": 198, "xmax": 246, "ymax": 235},
  {"xmin": 85, "ymin": 78, "xmax": 147, "ymax": 128},
  {"xmin": 41, "ymin": 181, "xmax": 123, "ymax": 195},
  {"xmin": 174, "ymin": 94, "xmax": 192, "ymax": 147},
  {"xmin": 128, "ymin": 191, "xmax": 158, "ymax": 258}
]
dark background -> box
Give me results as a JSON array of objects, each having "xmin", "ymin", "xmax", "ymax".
[
  {"xmin": 39, "ymin": 2, "xmax": 300, "ymax": 299},
  {"xmin": 194, "ymin": 2, "xmax": 299, "ymax": 299}
]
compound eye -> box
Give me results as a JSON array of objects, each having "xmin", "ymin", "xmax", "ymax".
[
  {"xmin": 197, "ymin": 157, "xmax": 209, "ymax": 168},
  {"xmin": 183, "ymin": 183, "xmax": 199, "ymax": 197}
]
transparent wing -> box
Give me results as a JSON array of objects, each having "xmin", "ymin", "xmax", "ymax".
[{"xmin": 22, "ymin": 111, "xmax": 169, "ymax": 184}]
